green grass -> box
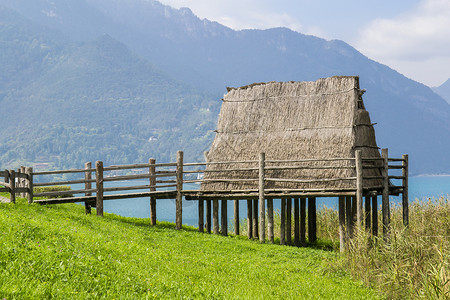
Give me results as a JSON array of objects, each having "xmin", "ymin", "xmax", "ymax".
[{"xmin": 0, "ymin": 198, "xmax": 378, "ymax": 299}]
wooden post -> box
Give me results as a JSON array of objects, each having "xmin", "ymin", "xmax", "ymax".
[
  {"xmin": 402, "ymin": 154, "xmax": 409, "ymax": 227},
  {"xmin": 280, "ymin": 198, "xmax": 286, "ymax": 245},
  {"xmin": 26, "ymin": 167, "xmax": 33, "ymax": 204},
  {"xmin": 267, "ymin": 198, "xmax": 274, "ymax": 243},
  {"xmin": 258, "ymin": 152, "xmax": 265, "ymax": 243},
  {"xmin": 355, "ymin": 150, "xmax": 363, "ymax": 228},
  {"xmin": 9, "ymin": 170, "xmax": 15, "ymax": 204},
  {"xmin": 346, "ymin": 196, "xmax": 352, "ymax": 238},
  {"xmin": 247, "ymin": 199, "xmax": 252, "ymax": 239},
  {"xmin": 206, "ymin": 200, "xmax": 211, "ymax": 233},
  {"xmin": 286, "ymin": 198, "xmax": 292, "ymax": 245},
  {"xmin": 149, "ymin": 158, "xmax": 157, "ymax": 225},
  {"xmin": 20, "ymin": 166, "xmax": 26, "ymax": 197},
  {"xmin": 308, "ymin": 197, "xmax": 317, "ymax": 243},
  {"xmin": 176, "ymin": 151, "xmax": 183, "ymax": 230},
  {"xmin": 351, "ymin": 196, "xmax": 356, "ymax": 233},
  {"xmin": 365, "ymin": 196, "xmax": 371, "ymax": 232},
  {"xmin": 198, "ymin": 200, "xmax": 204, "ymax": 233},
  {"xmin": 294, "ymin": 198, "xmax": 299, "ymax": 246},
  {"xmin": 221, "ymin": 199, "xmax": 227, "ymax": 236},
  {"xmin": 85, "ymin": 162, "xmax": 92, "ymax": 214},
  {"xmin": 372, "ymin": 195, "xmax": 378, "ymax": 236},
  {"xmin": 95, "ymin": 161, "xmax": 104, "ymax": 217},
  {"xmin": 16, "ymin": 168, "xmax": 21, "ymax": 198},
  {"xmin": 213, "ymin": 199, "xmax": 219, "ymax": 234},
  {"xmin": 253, "ymin": 199, "xmax": 258, "ymax": 238},
  {"xmin": 234, "ymin": 199, "xmax": 239, "ymax": 235},
  {"xmin": 382, "ymin": 148, "xmax": 390, "ymax": 241},
  {"xmin": 338, "ymin": 196, "xmax": 346, "ymax": 252},
  {"xmin": 300, "ymin": 197, "xmax": 306, "ymax": 246}
]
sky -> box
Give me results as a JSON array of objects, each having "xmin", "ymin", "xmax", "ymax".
[{"xmin": 157, "ymin": 0, "xmax": 450, "ymax": 87}]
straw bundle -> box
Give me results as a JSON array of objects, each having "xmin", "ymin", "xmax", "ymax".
[{"xmin": 202, "ymin": 76, "xmax": 382, "ymax": 191}]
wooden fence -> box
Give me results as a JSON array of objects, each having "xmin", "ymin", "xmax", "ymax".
[{"xmin": 1, "ymin": 149, "xmax": 408, "ymax": 251}]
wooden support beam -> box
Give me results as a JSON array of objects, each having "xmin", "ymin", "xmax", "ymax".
[
  {"xmin": 308, "ymin": 197, "xmax": 317, "ymax": 243},
  {"xmin": 286, "ymin": 198, "xmax": 292, "ymax": 245},
  {"xmin": 345, "ymin": 196, "xmax": 352, "ymax": 238},
  {"xmin": 20, "ymin": 166, "xmax": 26, "ymax": 198},
  {"xmin": 258, "ymin": 152, "xmax": 265, "ymax": 243},
  {"xmin": 84, "ymin": 162, "xmax": 92, "ymax": 214},
  {"xmin": 26, "ymin": 167, "xmax": 33, "ymax": 204},
  {"xmin": 365, "ymin": 196, "xmax": 371, "ymax": 232},
  {"xmin": 372, "ymin": 195, "xmax": 378, "ymax": 236},
  {"xmin": 355, "ymin": 150, "xmax": 363, "ymax": 228},
  {"xmin": 280, "ymin": 198, "xmax": 286, "ymax": 245},
  {"xmin": 221, "ymin": 199, "xmax": 227, "ymax": 236},
  {"xmin": 402, "ymin": 154, "xmax": 409, "ymax": 227},
  {"xmin": 213, "ymin": 199, "xmax": 219, "ymax": 234},
  {"xmin": 300, "ymin": 197, "xmax": 306, "ymax": 246},
  {"xmin": 198, "ymin": 200, "xmax": 204, "ymax": 233},
  {"xmin": 9, "ymin": 170, "xmax": 15, "ymax": 204},
  {"xmin": 267, "ymin": 198, "xmax": 274, "ymax": 243},
  {"xmin": 206, "ymin": 200, "xmax": 211, "ymax": 233},
  {"xmin": 234, "ymin": 199, "xmax": 239, "ymax": 235},
  {"xmin": 351, "ymin": 196, "xmax": 356, "ymax": 235},
  {"xmin": 382, "ymin": 148, "xmax": 390, "ymax": 241},
  {"xmin": 294, "ymin": 198, "xmax": 299, "ymax": 247},
  {"xmin": 247, "ymin": 199, "xmax": 252, "ymax": 239},
  {"xmin": 253, "ymin": 199, "xmax": 258, "ymax": 239},
  {"xmin": 95, "ymin": 161, "xmax": 104, "ymax": 217},
  {"xmin": 176, "ymin": 151, "xmax": 183, "ymax": 230},
  {"xmin": 338, "ymin": 196, "xmax": 346, "ymax": 253},
  {"xmin": 149, "ymin": 158, "xmax": 157, "ymax": 225}
]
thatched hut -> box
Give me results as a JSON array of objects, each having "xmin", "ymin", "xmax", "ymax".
[{"xmin": 202, "ymin": 76, "xmax": 382, "ymax": 192}]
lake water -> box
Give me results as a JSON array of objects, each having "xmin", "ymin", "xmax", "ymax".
[{"xmin": 74, "ymin": 175, "xmax": 450, "ymax": 226}]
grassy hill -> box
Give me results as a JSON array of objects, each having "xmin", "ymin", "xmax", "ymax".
[{"xmin": 0, "ymin": 197, "xmax": 378, "ymax": 299}]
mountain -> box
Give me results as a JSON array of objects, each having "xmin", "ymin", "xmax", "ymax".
[
  {"xmin": 1, "ymin": 0, "xmax": 450, "ymax": 174},
  {"xmin": 433, "ymin": 79, "xmax": 450, "ymax": 104},
  {"xmin": 0, "ymin": 6, "xmax": 216, "ymax": 169}
]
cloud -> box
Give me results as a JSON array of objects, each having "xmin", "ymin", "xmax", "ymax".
[{"xmin": 355, "ymin": 0, "xmax": 450, "ymax": 85}]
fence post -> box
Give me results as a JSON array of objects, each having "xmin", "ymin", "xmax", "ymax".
[
  {"xmin": 382, "ymin": 148, "xmax": 390, "ymax": 241},
  {"xmin": 402, "ymin": 154, "xmax": 409, "ymax": 227},
  {"xmin": 149, "ymin": 158, "xmax": 157, "ymax": 225},
  {"xmin": 95, "ymin": 161, "xmax": 104, "ymax": 217},
  {"xmin": 26, "ymin": 167, "xmax": 33, "ymax": 204},
  {"xmin": 355, "ymin": 150, "xmax": 363, "ymax": 228},
  {"xmin": 258, "ymin": 152, "xmax": 265, "ymax": 243},
  {"xmin": 20, "ymin": 166, "xmax": 26, "ymax": 197},
  {"xmin": 9, "ymin": 170, "xmax": 15, "ymax": 204},
  {"xmin": 176, "ymin": 151, "xmax": 183, "ymax": 230},
  {"xmin": 85, "ymin": 162, "xmax": 92, "ymax": 214}
]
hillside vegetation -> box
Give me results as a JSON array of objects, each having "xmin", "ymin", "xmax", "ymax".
[{"xmin": 0, "ymin": 197, "xmax": 378, "ymax": 299}]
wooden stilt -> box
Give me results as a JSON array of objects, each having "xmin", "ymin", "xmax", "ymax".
[
  {"xmin": 280, "ymin": 198, "xmax": 286, "ymax": 245},
  {"xmin": 247, "ymin": 199, "xmax": 252, "ymax": 239},
  {"xmin": 267, "ymin": 198, "xmax": 274, "ymax": 243},
  {"xmin": 253, "ymin": 199, "xmax": 258, "ymax": 239},
  {"xmin": 338, "ymin": 196, "xmax": 346, "ymax": 252},
  {"xmin": 365, "ymin": 196, "xmax": 371, "ymax": 232},
  {"xmin": 206, "ymin": 200, "xmax": 211, "ymax": 233},
  {"xmin": 198, "ymin": 200, "xmax": 204, "ymax": 233},
  {"xmin": 294, "ymin": 198, "xmax": 299, "ymax": 247},
  {"xmin": 372, "ymin": 195, "xmax": 378, "ymax": 237},
  {"xmin": 258, "ymin": 152, "xmax": 265, "ymax": 243},
  {"xmin": 351, "ymin": 196, "xmax": 356, "ymax": 234},
  {"xmin": 234, "ymin": 199, "xmax": 239, "ymax": 235},
  {"xmin": 213, "ymin": 199, "xmax": 219, "ymax": 234},
  {"xmin": 346, "ymin": 196, "xmax": 352, "ymax": 238},
  {"xmin": 382, "ymin": 148, "xmax": 390, "ymax": 241},
  {"xmin": 307, "ymin": 197, "xmax": 317, "ymax": 243},
  {"xmin": 286, "ymin": 198, "xmax": 292, "ymax": 245},
  {"xmin": 356, "ymin": 150, "xmax": 363, "ymax": 228},
  {"xmin": 300, "ymin": 197, "xmax": 306, "ymax": 246},
  {"xmin": 402, "ymin": 154, "xmax": 409, "ymax": 227},
  {"xmin": 221, "ymin": 199, "xmax": 228, "ymax": 236}
]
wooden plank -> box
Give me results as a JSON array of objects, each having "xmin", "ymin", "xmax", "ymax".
[
  {"xmin": 258, "ymin": 152, "xmax": 265, "ymax": 243},
  {"xmin": 206, "ymin": 200, "xmax": 211, "ymax": 233},
  {"xmin": 280, "ymin": 198, "xmax": 286, "ymax": 245},
  {"xmin": 84, "ymin": 162, "xmax": 92, "ymax": 214},
  {"xmin": 382, "ymin": 148, "xmax": 390, "ymax": 241},
  {"xmin": 34, "ymin": 188, "xmax": 96, "ymax": 197},
  {"xmin": 35, "ymin": 191, "xmax": 178, "ymax": 204},
  {"xmin": 234, "ymin": 199, "xmax": 239, "ymax": 236},
  {"xmin": 213, "ymin": 199, "xmax": 219, "ymax": 234},
  {"xmin": 286, "ymin": 198, "xmax": 292, "ymax": 245},
  {"xmin": 96, "ymin": 161, "xmax": 104, "ymax": 217},
  {"xmin": 300, "ymin": 198, "xmax": 306, "ymax": 246},
  {"xmin": 103, "ymin": 184, "xmax": 176, "ymax": 192},
  {"xmin": 265, "ymin": 177, "xmax": 357, "ymax": 183},
  {"xmin": 33, "ymin": 168, "xmax": 95, "ymax": 175},
  {"xmin": 221, "ymin": 199, "xmax": 228, "ymax": 236},
  {"xmin": 247, "ymin": 199, "xmax": 252, "ymax": 239},
  {"xmin": 103, "ymin": 162, "xmax": 176, "ymax": 171},
  {"xmin": 388, "ymin": 165, "xmax": 404, "ymax": 169},
  {"xmin": 176, "ymin": 151, "xmax": 183, "ymax": 230},
  {"xmin": 267, "ymin": 198, "xmax": 274, "ymax": 243},
  {"xmin": 338, "ymin": 196, "xmax": 346, "ymax": 252},
  {"xmin": 402, "ymin": 154, "xmax": 409, "ymax": 227},
  {"xmin": 388, "ymin": 158, "xmax": 406, "ymax": 162},
  {"xmin": 265, "ymin": 166, "xmax": 354, "ymax": 170},
  {"xmin": 34, "ymin": 178, "xmax": 97, "ymax": 187},
  {"xmin": 149, "ymin": 158, "xmax": 157, "ymax": 226},
  {"xmin": 266, "ymin": 158, "xmax": 355, "ymax": 163}
]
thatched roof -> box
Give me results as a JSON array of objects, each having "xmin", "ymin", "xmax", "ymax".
[{"xmin": 202, "ymin": 76, "xmax": 382, "ymax": 191}]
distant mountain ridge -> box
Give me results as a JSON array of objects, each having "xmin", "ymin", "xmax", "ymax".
[
  {"xmin": 0, "ymin": 0, "xmax": 449, "ymax": 174},
  {"xmin": 433, "ymin": 79, "xmax": 450, "ymax": 104}
]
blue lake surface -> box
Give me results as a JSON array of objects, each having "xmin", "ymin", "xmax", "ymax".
[{"xmin": 74, "ymin": 175, "xmax": 450, "ymax": 226}]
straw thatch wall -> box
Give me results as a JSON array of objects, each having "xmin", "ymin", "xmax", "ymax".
[{"xmin": 202, "ymin": 76, "xmax": 382, "ymax": 191}]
